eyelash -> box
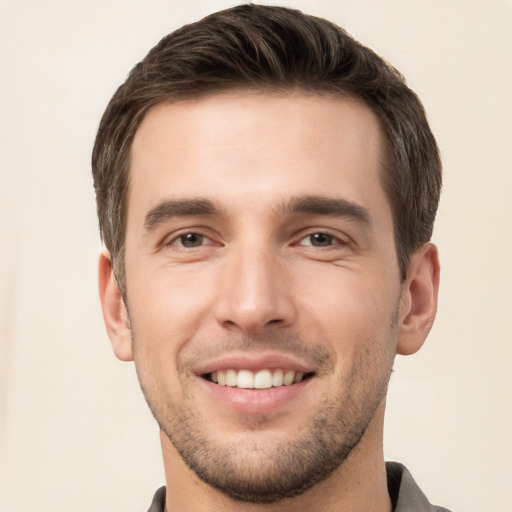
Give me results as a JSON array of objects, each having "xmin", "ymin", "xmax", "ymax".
[
  {"xmin": 166, "ymin": 231, "xmax": 215, "ymax": 248},
  {"xmin": 295, "ymin": 230, "xmax": 351, "ymax": 248},
  {"xmin": 165, "ymin": 229, "xmax": 350, "ymax": 250}
]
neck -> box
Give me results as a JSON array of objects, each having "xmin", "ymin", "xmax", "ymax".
[{"xmin": 161, "ymin": 402, "xmax": 391, "ymax": 512}]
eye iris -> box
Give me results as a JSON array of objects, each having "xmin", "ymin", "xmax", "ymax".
[
  {"xmin": 180, "ymin": 233, "xmax": 204, "ymax": 247},
  {"xmin": 310, "ymin": 233, "xmax": 333, "ymax": 246}
]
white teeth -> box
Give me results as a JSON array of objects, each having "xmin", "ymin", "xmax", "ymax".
[
  {"xmin": 254, "ymin": 369, "xmax": 272, "ymax": 389},
  {"xmin": 293, "ymin": 372, "xmax": 304, "ymax": 383},
  {"xmin": 209, "ymin": 369, "xmax": 308, "ymax": 389},
  {"xmin": 237, "ymin": 370, "xmax": 254, "ymax": 389},
  {"xmin": 272, "ymin": 369, "xmax": 284, "ymax": 386},
  {"xmin": 225, "ymin": 369, "xmax": 238, "ymax": 387},
  {"xmin": 283, "ymin": 370, "xmax": 295, "ymax": 386}
]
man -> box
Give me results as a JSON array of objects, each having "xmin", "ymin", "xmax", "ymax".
[{"xmin": 92, "ymin": 4, "xmax": 448, "ymax": 511}]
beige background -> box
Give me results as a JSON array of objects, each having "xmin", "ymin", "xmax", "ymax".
[{"xmin": 1, "ymin": 0, "xmax": 511, "ymax": 510}]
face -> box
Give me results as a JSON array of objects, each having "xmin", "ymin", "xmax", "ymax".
[{"xmin": 122, "ymin": 93, "xmax": 404, "ymax": 502}]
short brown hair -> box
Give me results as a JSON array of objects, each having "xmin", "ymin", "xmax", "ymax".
[{"xmin": 92, "ymin": 4, "xmax": 441, "ymax": 289}]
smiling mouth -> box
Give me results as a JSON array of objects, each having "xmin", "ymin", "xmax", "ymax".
[{"xmin": 204, "ymin": 369, "xmax": 314, "ymax": 389}]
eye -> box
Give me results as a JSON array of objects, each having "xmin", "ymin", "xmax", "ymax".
[
  {"xmin": 298, "ymin": 232, "xmax": 338, "ymax": 247},
  {"xmin": 171, "ymin": 232, "xmax": 209, "ymax": 248}
]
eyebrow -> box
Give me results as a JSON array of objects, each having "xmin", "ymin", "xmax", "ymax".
[
  {"xmin": 143, "ymin": 195, "xmax": 372, "ymax": 232},
  {"xmin": 144, "ymin": 198, "xmax": 221, "ymax": 231},
  {"xmin": 280, "ymin": 196, "xmax": 372, "ymax": 225}
]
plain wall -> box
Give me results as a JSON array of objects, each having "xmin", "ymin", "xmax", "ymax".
[{"xmin": 1, "ymin": 0, "xmax": 511, "ymax": 510}]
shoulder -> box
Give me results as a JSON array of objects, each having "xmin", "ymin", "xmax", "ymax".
[
  {"xmin": 386, "ymin": 461, "xmax": 452, "ymax": 512},
  {"xmin": 146, "ymin": 486, "xmax": 166, "ymax": 512}
]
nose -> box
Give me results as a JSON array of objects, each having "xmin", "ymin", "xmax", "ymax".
[{"xmin": 214, "ymin": 243, "xmax": 297, "ymax": 334}]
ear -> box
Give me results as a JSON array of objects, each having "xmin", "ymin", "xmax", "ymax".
[
  {"xmin": 98, "ymin": 250, "xmax": 133, "ymax": 362},
  {"xmin": 396, "ymin": 242, "xmax": 440, "ymax": 356}
]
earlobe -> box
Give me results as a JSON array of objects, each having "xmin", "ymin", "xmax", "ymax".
[
  {"xmin": 396, "ymin": 243, "xmax": 440, "ymax": 356},
  {"xmin": 98, "ymin": 250, "xmax": 133, "ymax": 362}
]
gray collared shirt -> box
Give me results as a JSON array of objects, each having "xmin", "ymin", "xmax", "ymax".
[
  {"xmin": 147, "ymin": 462, "xmax": 452, "ymax": 511},
  {"xmin": 386, "ymin": 462, "xmax": 452, "ymax": 511}
]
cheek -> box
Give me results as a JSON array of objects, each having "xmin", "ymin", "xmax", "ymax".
[
  {"xmin": 296, "ymin": 262, "xmax": 398, "ymax": 325},
  {"xmin": 126, "ymin": 266, "xmax": 220, "ymax": 386},
  {"xmin": 293, "ymin": 263, "xmax": 399, "ymax": 362},
  {"xmin": 129, "ymin": 263, "xmax": 218, "ymax": 331}
]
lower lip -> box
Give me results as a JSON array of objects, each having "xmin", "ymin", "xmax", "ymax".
[{"xmin": 199, "ymin": 377, "xmax": 313, "ymax": 415}]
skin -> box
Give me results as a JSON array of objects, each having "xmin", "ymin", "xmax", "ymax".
[{"xmin": 99, "ymin": 92, "xmax": 439, "ymax": 512}]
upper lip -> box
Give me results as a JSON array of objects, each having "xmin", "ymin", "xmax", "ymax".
[{"xmin": 195, "ymin": 353, "xmax": 316, "ymax": 376}]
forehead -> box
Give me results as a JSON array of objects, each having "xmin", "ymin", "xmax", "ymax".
[{"xmin": 128, "ymin": 92, "xmax": 389, "ymax": 223}]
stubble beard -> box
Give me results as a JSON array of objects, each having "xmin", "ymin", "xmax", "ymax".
[{"xmin": 132, "ymin": 320, "xmax": 398, "ymax": 504}]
